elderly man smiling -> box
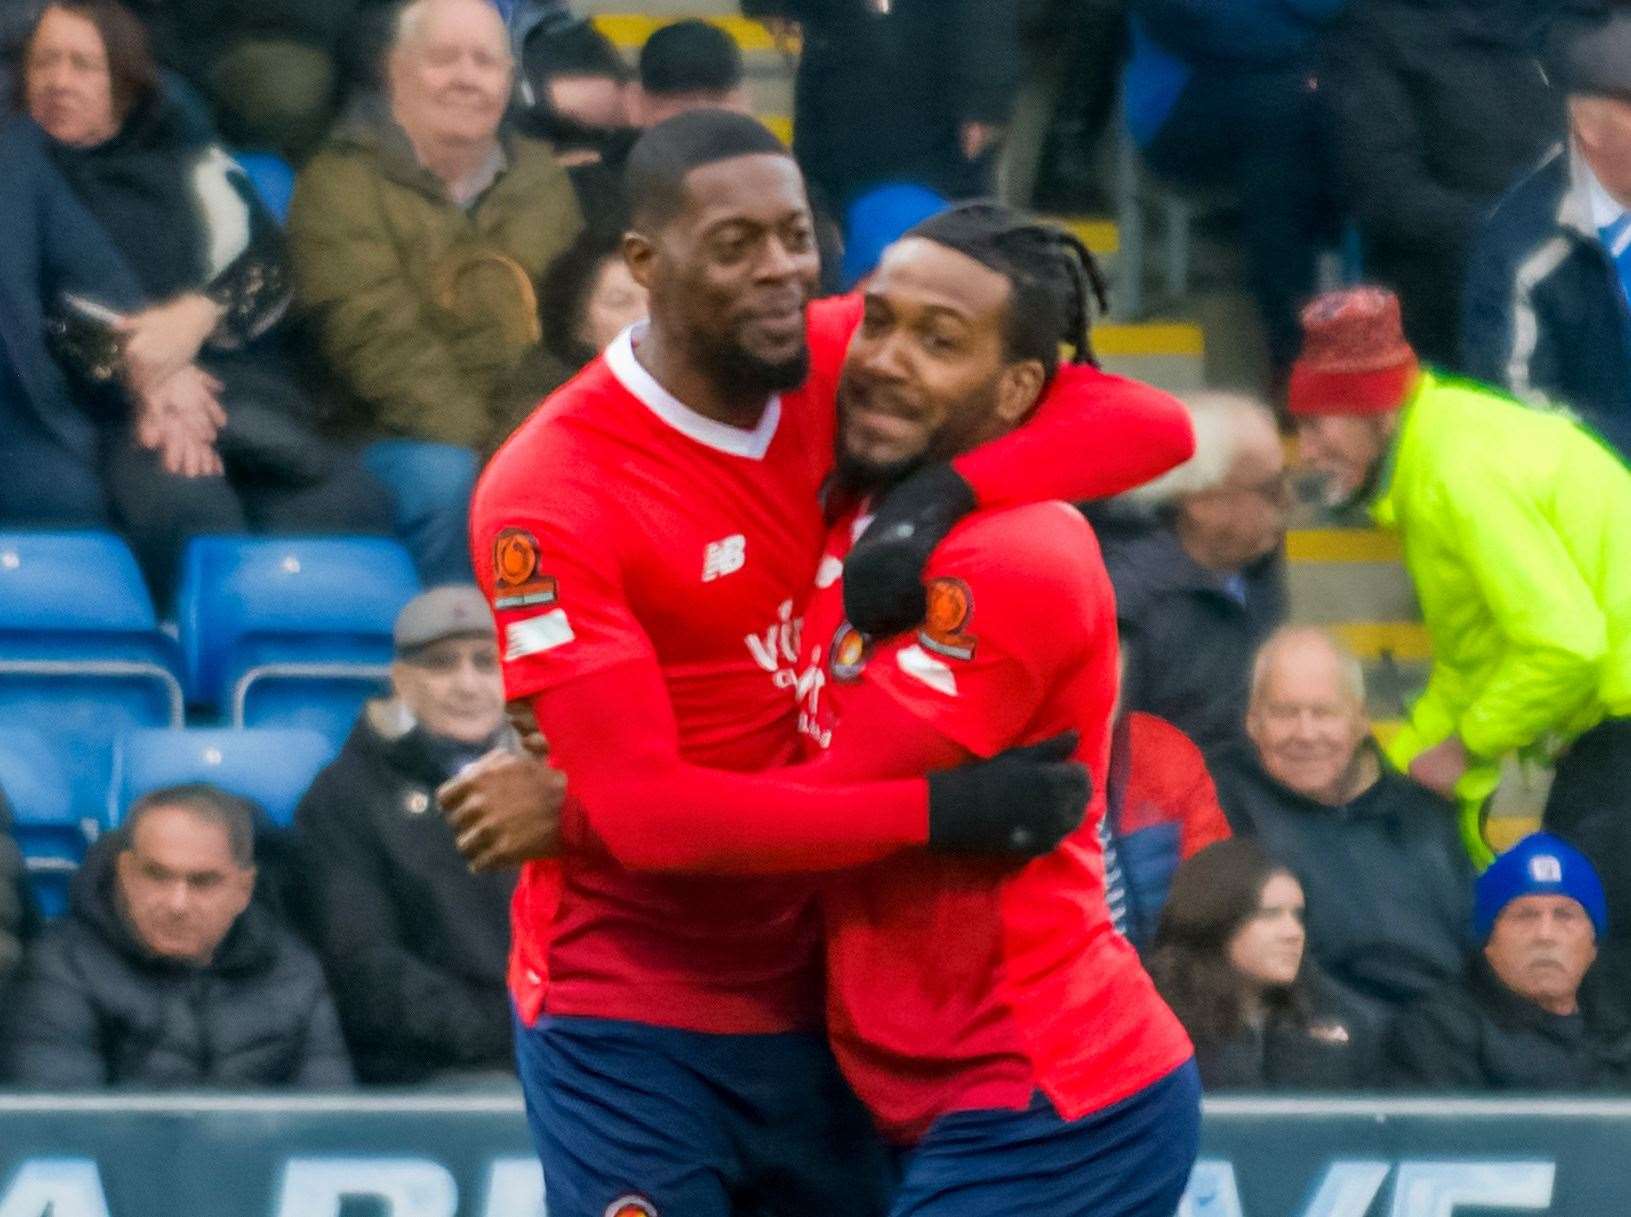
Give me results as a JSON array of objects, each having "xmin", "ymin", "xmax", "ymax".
[
  {"xmin": 1211, "ymin": 627, "xmax": 1475, "ymax": 1019},
  {"xmin": 289, "ymin": 0, "xmax": 583, "ymax": 583}
]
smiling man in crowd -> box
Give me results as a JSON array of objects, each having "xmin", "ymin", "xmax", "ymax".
[
  {"xmin": 289, "ymin": 0, "xmax": 583, "ymax": 583},
  {"xmin": 1211, "ymin": 627, "xmax": 1474, "ymax": 1018}
]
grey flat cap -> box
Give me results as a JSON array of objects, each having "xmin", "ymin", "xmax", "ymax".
[
  {"xmin": 1561, "ymin": 14, "xmax": 1631, "ymax": 99},
  {"xmin": 394, "ymin": 585, "xmax": 496, "ymax": 653}
]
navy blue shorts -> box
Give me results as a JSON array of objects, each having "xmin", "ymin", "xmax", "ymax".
[
  {"xmin": 889, "ymin": 1060, "xmax": 1202, "ymax": 1217},
  {"xmin": 515, "ymin": 1013, "xmax": 895, "ymax": 1217}
]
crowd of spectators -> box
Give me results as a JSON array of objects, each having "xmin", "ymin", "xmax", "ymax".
[{"xmin": 2, "ymin": 0, "xmax": 1631, "ymax": 1101}]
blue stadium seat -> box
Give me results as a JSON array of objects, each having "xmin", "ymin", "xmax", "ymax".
[
  {"xmin": 0, "ymin": 532, "xmax": 185, "ymax": 823},
  {"xmin": 108, "ymin": 727, "xmax": 339, "ymax": 829},
  {"xmin": 233, "ymin": 150, "xmax": 295, "ymax": 223},
  {"xmin": 177, "ymin": 536, "xmax": 419, "ymax": 743},
  {"xmin": 0, "ymin": 728, "xmax": 89, "ymax": 920}
]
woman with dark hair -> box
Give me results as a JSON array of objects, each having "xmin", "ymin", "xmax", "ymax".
[
  {"xmin": 1148, "ymin": 838, "xmax": 1374, "ymax": 1090},
  {"xmin": 17, "ymin": 0, "xmax": 387, "ymax": 596},
  {"xmin": 488, "ymin": 225, "xmax": 647, "ymax": 452}
]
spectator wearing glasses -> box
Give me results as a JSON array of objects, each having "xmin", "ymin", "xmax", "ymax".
[{"xmin": 1091, "ymin": 392, "xmax": 1290, "ymax": 759}]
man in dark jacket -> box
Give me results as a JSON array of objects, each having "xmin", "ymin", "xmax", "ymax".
[
  {"xmin": 295, "ymin": 586, "xmax": 551, "ymax": 1084},
  {"xmin": 4, "ymin": 784, "xmax": 352, "ymax": 1089},
  {"xmin": 1214, "ymin": 627, "xmax": 1476, "ymax": 1018},
  {"xmin": 1324, "ymin": 0, "xmax": 1564, "ymax": 366},
  {"xmin": 0, "ymin": 790, "xmax": 29, "ymax": 996},
  {"xmin": 1462, "ymin": 11, "xmax": 1631, "ymax": 460},
  {"xmin": 1094, "ymin": 392, "xmax": 1289, "ymax": 759},
  {"xmin": 740, "ymin": 0, "xmax": 1019, "ymax": 211},
  {"xmin": 1385, "ymin": 833, "xmax": 1631, "ymax": 1090}
]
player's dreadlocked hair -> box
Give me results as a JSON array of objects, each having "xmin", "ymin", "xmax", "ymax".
[{"xmin": 905, "ymin": 201, "xmax": 1111, "ymax": 382}]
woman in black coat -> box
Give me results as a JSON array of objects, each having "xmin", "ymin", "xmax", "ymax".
[
  {"xmin": 1148, "ymin": 838, "xmax": 1375, "ymax": 1090},
  {"xmin": 18, "ymin": 0, "xmax": 387, "ymax": 596}
]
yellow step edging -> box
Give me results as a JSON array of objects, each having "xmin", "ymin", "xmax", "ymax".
[
  {"xmin": 1286, "ymin": 529, "xmax": 1402, "ymax": 563},
  {"xmin": 1093, "ymin": 323, "xmax": 1204, "ymax": 358},
  {"xmin": 592, "ymin": 14, "xmax": 793, "ymax": 54},
  {"xmin": 1333, "ymin": 622, "xmax": 1433, "ymax": 663},
  {"xmin": 1042, "ymin": 217, "xmax": 1121, "ymax": 256}
]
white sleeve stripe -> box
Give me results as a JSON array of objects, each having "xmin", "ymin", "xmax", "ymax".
[
  {"xmin": 895, "ymin": 644, "xmax": 958, "ymax": 697},
  {"xmin": 505, "ymin": 610, "xmax": 576, "ymax": 660}
]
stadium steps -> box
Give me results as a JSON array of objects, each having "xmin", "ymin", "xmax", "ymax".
[{"xmin": 1287, "ymin": 525, "xmax": 1548, "ymax": 827}]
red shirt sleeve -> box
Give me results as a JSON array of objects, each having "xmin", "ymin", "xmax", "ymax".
[
  {"xmin": 529, "ymin": 658, "xmax": 934, "ymax": 875},
  {"xmin": 471, "ymin": 462, "xmax": 654, "ymax": 701},
  {"xmin": 863, "ymin": 504, "xmax": 1112, "ymax": 759},
  {"xmin": 805, "ymin": 293, "xmax": 864, "ymax": 381},
  {"xmin": 472, "ymin": 455, "xmax": 936, "ymax": 875},
  {"xmin": 951, "ymin": 365, "xmax": 1196, "ymax": 507},
  {"xmin": 1124, "ymin": 712, "xmax": 1232, "ymax": 858}
]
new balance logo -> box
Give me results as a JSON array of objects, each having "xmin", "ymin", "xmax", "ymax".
[{"xmin": 702, "ymin": 534, "xmax": 747, "ymax": 582}]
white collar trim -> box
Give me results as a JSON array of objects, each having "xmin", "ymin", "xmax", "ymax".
[{"xmin": 605, "ymin": 322, "xmax": 781, "ymax": 460}]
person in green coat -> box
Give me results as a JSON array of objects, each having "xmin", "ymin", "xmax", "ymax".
[
  {"xmin": 1289, "ymin": 285, "xmax": 1631, "ymax": 975},
  {"xmin": 288, "ymin": 0, "xmax": 583, "ymax": 583}
]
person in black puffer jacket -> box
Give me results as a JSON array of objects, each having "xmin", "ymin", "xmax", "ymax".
[
  {"xmin": 4, "ymin": 784, "xmax": 352, "ymax": 1089},
  {"xmin": 1149, "ymin": 838, "xmax": 1376, "ymax": 1091},
  {"xmin": 1385, "ymin": 833, "xmax": 1631, "ymax": 1091}
]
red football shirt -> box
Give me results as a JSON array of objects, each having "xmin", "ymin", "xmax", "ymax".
[
  {"xmin": 472, "ymin": 295, "xmax": 1197, "ymax": 1033},
  {"xmin": 799, "ymin": 502, "xmax": 1195, "ymax": 1144},
  {"xmin": 472, "ymin": 301, "xmax": 857, "ymax": 1033}
]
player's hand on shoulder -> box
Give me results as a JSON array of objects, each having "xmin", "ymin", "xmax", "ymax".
[
  {"xmin": 843, "ymin": 463, "xmax": 976, "ymax": 638},
  {"xmin": 438, "ymin": 734, "xmax": 567, "ymax": 872},
  {"xmin": 925, "ymin": 731, "xmax": 1090, "ymax": 859}
]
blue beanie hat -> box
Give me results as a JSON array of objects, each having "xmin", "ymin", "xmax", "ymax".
[
  {"xmin": 1474, "ymin": 833, "xmax": 1607, "ymax": 942},
  {"xmin": 842, "ymin": 183, "xmax": 950, "ymax": 290}
]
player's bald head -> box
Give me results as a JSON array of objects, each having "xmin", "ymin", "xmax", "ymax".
[{"xmin": 624, "ymin": 109, "xmax": 797, "ymax": 232}]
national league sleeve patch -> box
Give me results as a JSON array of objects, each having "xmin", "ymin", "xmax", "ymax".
[
  {"xmin": 492, "ymin": 527, "xmax": 559, "ymax": 610},
  {"xmin": 917, "ymin": 577, "xmax": 976, "ymax": 661}
]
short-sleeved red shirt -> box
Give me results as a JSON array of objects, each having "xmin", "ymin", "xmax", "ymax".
[
  {"xmin": 471, "ymin": 298, "xmax": 861, "ymax": 1033},
  {"xmin": 799, "ymin": 502, "xmax": 1194, "ymax": 1143}
]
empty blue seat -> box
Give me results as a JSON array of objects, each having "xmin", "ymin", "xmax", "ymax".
[
  {"xmin": 232, "ymin": 150, "xmax": 295, "ymax": 223},
  {"xmin": 109, "ymin": 727, "xmax": 339, "ymax": 829},
  {"xmin": 177, "ymin": 536, "xmax": 419, "ymax": 727},
  {"xmin": 0, "ymin": 728, "xmax": 88, "ymax": 920},
  {"xmin": 0, "ymin": 532, "xmax": 185, "ymax": 822}
]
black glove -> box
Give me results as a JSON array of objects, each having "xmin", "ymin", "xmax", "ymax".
[
  {"xmin": 927, "ymin": 732, "xmax": 1090, "ymax": 857},
  {"xmin": 843, "ymin": 463, "xmax": 977, "ymax": 637}
]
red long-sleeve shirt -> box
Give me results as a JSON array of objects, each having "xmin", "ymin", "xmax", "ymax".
[{"xmin": 472, "ymin": 295, "xmax": 1194, "ymax": 1030}]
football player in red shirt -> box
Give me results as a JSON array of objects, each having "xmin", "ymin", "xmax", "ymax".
[
  {"xmin": 797, "ymin": 204, "xmax": 1200, "ymax": 1215},
  {"xmin": 461, "ymin": 112, "xmax": 1194, "ymax": 1217}
]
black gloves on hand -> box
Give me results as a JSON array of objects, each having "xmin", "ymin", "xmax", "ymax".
[
  {"xmin": 843, "ymin": 463, "xmax": 977, "ymax": 638},
  {"xmin": 927, "ymin": 732, "xmax": 1090, "ymax": 858}
]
